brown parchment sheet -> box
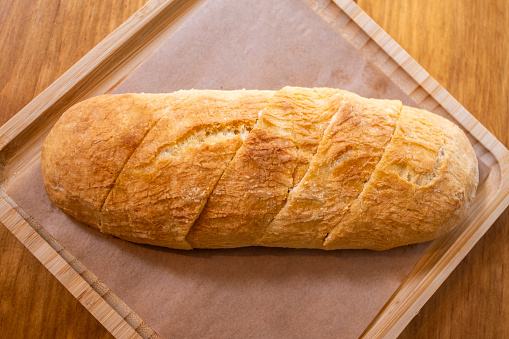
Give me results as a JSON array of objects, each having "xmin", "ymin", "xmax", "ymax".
[{"xmin": 8, "ymin": 0, "xmax": 440, "ymax": 337}]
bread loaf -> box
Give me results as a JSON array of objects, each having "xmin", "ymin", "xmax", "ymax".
[{"xmin": 41, "ymin": 87, "xmax": 478, "ymax": 250}]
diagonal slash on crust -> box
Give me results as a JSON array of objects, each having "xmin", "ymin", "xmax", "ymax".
[
  {"xmin": 322, "ymin": 104, "xmax": 403, "ymax": 246},
  {"xmin": 98, "ymin": 104, "xmax": 174, "ymax": 229},
  {"xmin": 255, "ymin": 95, "xmax": 349, "ymax": 242},
  {"xmin": 183, "ymin": 111, "xmax": 266, "ymax": 245}
]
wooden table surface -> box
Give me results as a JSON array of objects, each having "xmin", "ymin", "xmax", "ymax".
[{"xmin": 0, "ymin": 0, "xmax": 507, "ymax": 337}]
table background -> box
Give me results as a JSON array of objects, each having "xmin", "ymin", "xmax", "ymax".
[{"xmin": 0, "ymin": 0, "xmax": 507, "ymax": 337}]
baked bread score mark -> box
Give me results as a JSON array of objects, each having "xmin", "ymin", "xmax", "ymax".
[
  {"xmin": 283, "ymin": 87, "xmax": 347, "ymax": 190},
  {"xmin": 323, "ymin": 106, "xmax": 479, "ymax": 250},
  {"xmin": 100, "ymin": 90, "xmax": 272, "ymax": 249},
  {"xmin": 259, "ymin": 94, "xmax": 402, "ymax": 249},
  {"xmin": 185, "ymin": 88, "xmax": 298, "ymax": 248},
  {"xmin": 40, "ymin": 93, "xmax": 176, "ymax": 229}
]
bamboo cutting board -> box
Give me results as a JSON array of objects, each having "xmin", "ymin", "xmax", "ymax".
[{"xmin": 1, "ymin": 0, "xmax": 508, "ymax": 338}]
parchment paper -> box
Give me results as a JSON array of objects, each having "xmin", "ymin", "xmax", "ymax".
[{"xmin": 9, "ymin": 0, "xmax": 433, "ymax": 337}]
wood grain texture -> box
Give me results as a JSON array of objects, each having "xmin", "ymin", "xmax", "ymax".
[
  {"xmin": 0, "ymin": 228, "xmax": 114, "ymax": 338},
  {"xmin": 0, "ymin": 0, "xmax": 507, "ymax": 338}
]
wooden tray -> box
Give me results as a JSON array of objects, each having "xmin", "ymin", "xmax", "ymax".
[{"xmin": 1, "ymin": 0, "xmax": 508, "ymax": 338}]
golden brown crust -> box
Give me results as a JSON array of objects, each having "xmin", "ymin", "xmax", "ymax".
[{"xmin": 41, "ymin": 88, "xmax": 479, "ymax": 250}]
